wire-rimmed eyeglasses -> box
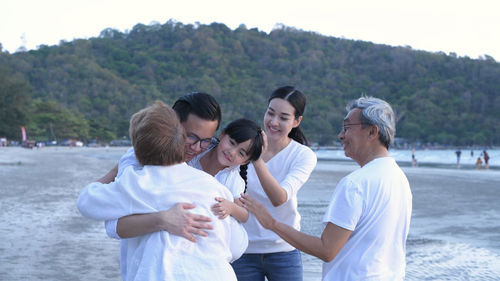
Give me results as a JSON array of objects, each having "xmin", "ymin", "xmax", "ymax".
[{"xmin": 340, "ymin": 123, "xmax": 368, "ymax": 133}]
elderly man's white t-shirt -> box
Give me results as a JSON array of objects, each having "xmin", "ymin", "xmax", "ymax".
[
  {"xmin": 322, "ymin": 157, "xmax": 412, "ymax": 281},
  {"xmin": 78, "ymin": 163, "xmax": 248, "ymax": 281}
]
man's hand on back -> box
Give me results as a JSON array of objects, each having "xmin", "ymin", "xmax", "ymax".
[{"xmin": 158, "ymin": 203, "xmax": 213, "ymax": 242}]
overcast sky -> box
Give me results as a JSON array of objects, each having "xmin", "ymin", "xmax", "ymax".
[{"xmin": 1, "ymin": 0, "xmax": 499, "ymax": 60}]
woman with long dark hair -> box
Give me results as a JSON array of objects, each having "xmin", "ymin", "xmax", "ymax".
[{"xmin": 232, "ymin": 86, "xmax": 317, "ymax": 281}]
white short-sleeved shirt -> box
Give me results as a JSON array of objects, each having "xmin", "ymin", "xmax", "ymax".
[
  {"xmin": 243, "ymin": 140, "xmax": 317, "ymax": 253},
  {"xmin": 322, "ymin": 157, "xmax": 412, "ymax": 281},
  {"xmin": 78, "ymin": 163, "xmax": 248, "ymax": 281}
]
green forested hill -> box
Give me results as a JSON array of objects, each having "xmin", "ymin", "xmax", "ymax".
[{"xmin": 1, "ymin": 21, "xmax": 499, "ymax": 145}]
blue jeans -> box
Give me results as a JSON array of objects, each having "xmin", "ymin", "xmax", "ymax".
[{"xmin": 231, "ymin": 250, "xmax": 303, "ymax": 281}]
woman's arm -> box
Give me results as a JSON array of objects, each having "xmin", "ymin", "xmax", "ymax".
[
  {"xmin": 253, "ymin": 145, "xmax": 317, "ymax": 207},
  {"xmin": 252, "ymin": 132, "xmax": 288, "ymax": 206},
  {"xmin": 252, "ymin": 158, "xmax": 288, "ymax": 206}
]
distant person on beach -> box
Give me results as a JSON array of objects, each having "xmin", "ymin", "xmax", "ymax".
[
  {"xmin": 476, "ymin": 157, "xmax": 483, "ymax": 169},
  {"xmin": 230, "ymin": 86, "xmax": 317, "ymax": 281},
  {"xmin": 241, "ymin": 96, "xmax": 412, "ymax": 280},
  {"xmin": 456, "ymin": 149, "xmax": 462, "ymax": 168},
  {"xmin": 483, "ymin": 150, "xmax": 490, "ymax": 169},
  {"xmin": 411, "ymin": 147, "xmax": 417, "ymax": 167},
  {"xmin": 77, "ymin": 101, "xmax": 247, "ymax": 280}
]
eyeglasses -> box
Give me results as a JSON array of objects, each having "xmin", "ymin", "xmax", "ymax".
[
  {"xmin": 340, "ymin": 123, "xmax": 368, "ymax": 133},
  {"xmin": 185, "ymin": 134, "xmax": 214, "ymax": 149}
]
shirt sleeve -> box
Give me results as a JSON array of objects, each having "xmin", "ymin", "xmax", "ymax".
[
  {"xmin": 322, "ymin": 177, "xmax": 363, "ymax": 231},
  {"xmin": 280, "ymin": 146, "xmax": 317, "ymax": 200},
  {"xmin": 228, "ymin": 172, "xmax": 245, "ymax": 199},
  {"xmin": 104, "ymin": 219, "xmax": 120, "ymax": 239},
  {"xmin": 77, "ymin": 168, "xmax": 157, "ymax": 220},
  {"xmin": 117, "ymin": 147, "xmax": 141, "ymax": 177}
]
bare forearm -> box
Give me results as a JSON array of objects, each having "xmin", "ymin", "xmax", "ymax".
[
  {"xmin": 241, "ymin": 194, "xmax": 351, "ymax": 262},
  {"xmin": 231, "ymin": 203, "xmax": 249, "ymax": 223},
  {"xmin": 271, "ymin": 221, "xmax": 328, "ymax": 260},
  {"xmin": 273, "ymin": 222, "xmax": 351, "ymax": 262},
  {"xmin": 253, "ymin": 159, "xmax": 287, "ymax": 206},
  {"xmin": 116, "ymin": 213, "xmax": 161, "ymax": 238},
  {"xmin": 97, "ymin": 164, "xmax": 118, "ymax": 184},
  {"xmin": 117, "ymin": 203, "xmax": 213, "ymax": 242}
]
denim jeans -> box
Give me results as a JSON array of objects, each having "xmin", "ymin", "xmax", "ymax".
[{"xmin": 231, "ymin": 249, "xmax": 303, "ymax": 281}]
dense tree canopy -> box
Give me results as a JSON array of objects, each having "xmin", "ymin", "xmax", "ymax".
[
  {"xmin": 0, "ymin": 65, "xmax": 31, "ymax": 139},
  {"xmin": 0, "ymin": 21, "xmax": 499, "ymax": 145}
]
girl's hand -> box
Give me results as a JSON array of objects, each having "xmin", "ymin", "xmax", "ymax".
[
  {"xmin": 240, "ymin": 194, "xmax": 275, "ymax": 230},
  {"xmin": 211, "ymin": 197, "xmax": 233, "ymax": 219}
]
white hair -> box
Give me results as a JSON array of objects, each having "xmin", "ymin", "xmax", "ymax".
[{"xmin": 347, "ymin": 96, "xmax": 396, "ymax": 148}]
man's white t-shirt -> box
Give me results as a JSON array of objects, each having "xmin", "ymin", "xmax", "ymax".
[{"xmin": 322, "ymin": 157, "xmax": 412, "ymax": 281}]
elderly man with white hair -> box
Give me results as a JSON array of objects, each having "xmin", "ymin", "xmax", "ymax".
[{"xmin": 241, "ymin": 96, "xmax": 413, "ymax": 281}]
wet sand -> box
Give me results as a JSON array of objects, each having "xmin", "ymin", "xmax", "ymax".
[
  {"xmin": 0, "ymin": 147, "xmax": 126, "ymax": 281},
  {"xmin": 1, "ymin": 147, "xmax": 499, "ymax": 280}
]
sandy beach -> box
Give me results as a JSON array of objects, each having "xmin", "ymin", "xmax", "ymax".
[
  {"xmin": 1, "ymin": 146, "xmax": 499, "ymax": 280},
  {"xmin": 0, "ymin": 147, "xmax": 126, "ymax": 281}
]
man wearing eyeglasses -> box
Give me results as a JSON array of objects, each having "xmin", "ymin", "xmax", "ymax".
[
  {"xmin": 97, "ymin": 92, "xmax": 221, "ymax": 242},
  {"xmin": 241, "ymin": 96, "xmax": 413, "ymax": 280}
]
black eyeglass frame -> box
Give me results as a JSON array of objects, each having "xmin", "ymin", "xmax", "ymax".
[{"xmin": 185, "ymin": 134, "xmax": 215, "ymax": 149}]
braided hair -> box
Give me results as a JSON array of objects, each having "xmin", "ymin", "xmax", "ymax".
[{"xmin": 239, "ymin": 164, "xmax": 249, "ymax": 193}]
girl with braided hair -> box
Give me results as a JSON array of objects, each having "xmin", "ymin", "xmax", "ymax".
[{"xmin": 189, "ymin": 118, "xmax": 263, "ymax": 222}]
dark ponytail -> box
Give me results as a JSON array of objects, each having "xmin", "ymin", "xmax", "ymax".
[
  {"xmin": 289, "ymin": 127, "xmax": 308, "ymax": 146},
  {"xmin": 269, "ymin": 86, "xmax": 308, "ymax": 145}
]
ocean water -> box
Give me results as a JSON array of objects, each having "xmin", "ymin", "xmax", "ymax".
[
  {"xmin": 299, "ymin": 160, "xmax": 500, "ymax": 280},
  {"xmin": 1, "ymin": 147, "xmax": 499, "ymax": 280},
  {"xmin": 315, "ymin": 148, "xmax": 500, "ymax": 169}
]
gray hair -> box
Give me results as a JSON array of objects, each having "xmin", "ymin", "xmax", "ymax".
[{"xmin": 347, "ymin": 96, "xmax": 396, "ymax": 148}]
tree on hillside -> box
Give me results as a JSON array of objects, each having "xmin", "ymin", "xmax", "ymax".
[
  {"xmin": 0, "ymin": 66, "xmax": 32, "ymax": 140},
  {"xmin": 26, "ymin": 100, "xmax": 90, "ymax": 142}
]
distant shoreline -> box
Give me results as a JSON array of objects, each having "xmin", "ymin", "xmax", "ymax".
[{"xmin": 316, "ymin": 157, "xmax": 499, "ymax": 171}]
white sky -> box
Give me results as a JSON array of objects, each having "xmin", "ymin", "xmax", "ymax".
[{"xmin": 1, "ymin": 0, "xmax": 499, "ymax": 60}]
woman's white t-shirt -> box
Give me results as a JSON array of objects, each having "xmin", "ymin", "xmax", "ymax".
[{"xmin": 243, "ymin": 140, "xmax": 317, "ymax": 253}]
